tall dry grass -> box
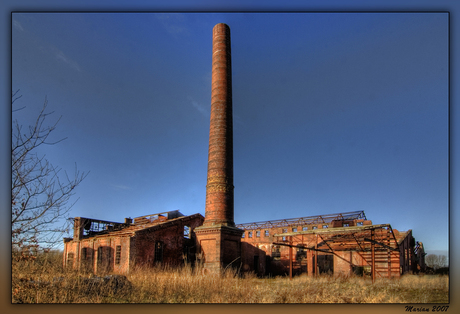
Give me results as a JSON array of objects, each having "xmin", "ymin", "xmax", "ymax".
[{"xmin": 12, "ymin": 253, "xmax": 449, "ymax": 303}]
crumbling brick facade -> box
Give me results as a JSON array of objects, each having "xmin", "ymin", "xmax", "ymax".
[
  {"xmin": 64, "ymin": 210, "xmax": 423, "ymax": 279},
  {"xmin": 63, "ymin": 211, "xmax": 204, "ymax": 274},
  {"xmin": 236, "ymin": 211, "xmax": 423, "ymax": 278}
]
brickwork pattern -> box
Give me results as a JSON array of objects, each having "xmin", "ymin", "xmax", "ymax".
[
  {"xmin": 238, "ymin": 219, "xmax": 414, "ymax": 277},
  {"xmin": 204, "ymin": 23, "xmax": 234, "ymax": 227},
  {"xmin": 63, "ymin": 215, "xmax": 204, "ymax": 275}
]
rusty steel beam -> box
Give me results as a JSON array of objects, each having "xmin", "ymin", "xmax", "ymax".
[
  {"xmin": 289, "ymin": 236, "xmax": 293, "ymax": 280},
  {"xmin": 315, "ymin": 234, "xmax": 318, "ymax": 277},
  {"xmin": 352, "ymin": 232, "xmax": 366, "ymax": 252},
  {"xmin": 387, "ymin": 225, "xmax": 400, "ymax": 250},
  {"xmin": 354, "ymin": 250, "xmax": 385, "ymax": 277},
  {"xmin": 371, "ymin": 229, "xmax": 375, "ymax": 283},
  {"xmin": 317, "ymin": 234, "xmax": 357, "ymax": 268},
  {"xmin": 274, "ymin": 223, "xmax": 392, "ymax": 237},
  {"xmin": 363, "ymin": 238, "xmax": 398, "ymax": 251},
  {"xmin": 236, "ymin": 211, "xmax": 367, "ymax": 230},
  {"xmin": 387, "ymin": 230, "xmax": 391, "ymax": 278}
]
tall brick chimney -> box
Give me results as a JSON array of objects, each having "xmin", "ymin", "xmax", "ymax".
[
  {"xmin": 204, "ymin": 23, "xmax": 234, "ymax": 227},
  {"xmin": 195, "ymin": 23, "xmax": 243, "ymax": 273}
]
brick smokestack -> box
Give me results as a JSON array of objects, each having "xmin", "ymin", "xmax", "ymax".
[{"xmin": 204, "ymin": 23, "xmax": 234, "ymax": 227}]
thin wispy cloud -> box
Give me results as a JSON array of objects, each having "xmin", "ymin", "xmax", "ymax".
[
  {"xmin": 13, "ymin": 19, "xmax": 24, "ymax": 32},
  {"xmin": 188, "ymin": 96, "xmax": 209, "ymax": 118},
  {"xmin": 155, "ymin": 14, "xmax": 186, "ymax": 35},
  {"xmin": 111, "ymin": 184, "xmax": 132, "ymax": 191},
  {"xmin": 47, "ymin": 45, "xmax": 81, "ymax": 72}
]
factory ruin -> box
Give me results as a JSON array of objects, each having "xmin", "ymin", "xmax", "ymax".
[{"xmin": 63, "ymin": 23, "xmax": 426, "ymax": 280}]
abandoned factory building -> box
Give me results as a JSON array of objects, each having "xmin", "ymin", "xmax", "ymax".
[
  {"xmin": 64, "ymin": 211, "xmax": 204, "ymax": 274},
  {"xmin": 63, "ymin": 209, "xmax": 426, "ymax": 278},
  {"xmin": 63, "ymin": 23, "xmax": 426, "ymax": 279}
]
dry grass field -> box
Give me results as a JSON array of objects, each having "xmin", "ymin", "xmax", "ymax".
[{"xmin": 12, "ymin": 252, "xmax": 449, "ymax": 303}]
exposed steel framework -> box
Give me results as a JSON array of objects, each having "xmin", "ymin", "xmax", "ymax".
[
  {"xmin": 70, "ymin": 210, "xmax": 184, "ymax": 238},
  {"xmin": 273, "ymin": 223, "xmax": 400, "ymax": 282},
  {"xmin": 133, "ymin": 210, "xmax": 183, "ymax": 225},
  {"xmin": 236, "ymin": 210, "xmax": 367, "ymax": 230}
]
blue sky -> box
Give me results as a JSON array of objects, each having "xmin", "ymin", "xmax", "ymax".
[{"xmin": 10, "ymin": 12, "xmax": 449, "ymax": 255}]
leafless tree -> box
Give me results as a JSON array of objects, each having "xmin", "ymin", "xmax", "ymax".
[
  {"xmin": 425, "ymin": 254, "xmax": 448, "ymax": 270},
  {"xmin": 11, "ymin": 90, "xmax": 87, "ymax": 251}
]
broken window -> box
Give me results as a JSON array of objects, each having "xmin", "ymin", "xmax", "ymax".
[
  {"xmin": 82, "ymin": 247, "xmax": 92, "ymax": 263},
  {"xmin": 96, "ymin": 246, "xmax": 112, "ymax": 273},
  {"xmin": 115, "ymin": 245, "xmax": 121, "ymax": 265},
  {"xmin": 184, "ymin": 225, "xmax": 190, "ymax": 239},
  {"xmin": 292, "ymin": 227, "xmax": 297, "ymax": 232},
  {"xmin": 282, "ymin": 228, "xmax": 287, "ymax": 233},
  {"xmin": 322, "ymin": 225, "xmax": 328, "ymax": 229},
  {"xmin": 272, "ymin": 245, "xmax": 281, "ymax": 260},
  {"xmin": 343, "ymin": 223, "xmax": 349, "ymax": 227},
  {"xmin": 256, "ymin": 230, "xmax": 260, "ymax": 237},
  {"xmin": 248, "ymin": 231, "xmax": 253, "ymax": 238},
  {"xmin": 302, "ymin": 226, "xmax": 308, "ymax": 231},
  {"xmin": 264, "ymin": 230, "xmax": 269, "ymax": 237},
  {"xmin": 296, "ymin": 247, "xmax": 306, "ymax": 261},
  {"xmin": 97, "ymin": 247, "xmax": 103, "ymax": 263},
  {"xmin": 312, "ymin": 226, "xmax": 317, "ymax": 230},
  {"xmin": 80, "ymin": 247, "xmax": 93, "ymax": 271}
]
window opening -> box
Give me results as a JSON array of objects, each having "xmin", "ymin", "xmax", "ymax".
[
  {"xmin": 272, "ymin": 245, "xmax": 281, "ymax": 260},
  {"xmin": 296, "ymin": 247, "xmax": 306, "ymax": 261},
  {"xmin": 248, "ymin": 231, "xmax": 253, "ymax": 238},
  {"xmin": 264, "ymin": 230, "xmax": 269, "ymax": 237},
  {"xmin": 115, "ymin": 245, "xmax": 121, "ymax": 265},
  {"xmin": 97, "ymin": 247, "xmax": 103, "ymax": 263},
  {"xmin": 184, "ymin": 225, "xmax": 190, "ymax": 239},
  {"xmin": 256, "ymin": 230, "xmax": 260, "ymax": 237}
]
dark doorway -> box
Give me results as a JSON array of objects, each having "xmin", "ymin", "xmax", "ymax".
[
  {"xmin": 96, "ymin": 246, "xmax": 113, "ymax": 274},
  {"xmin": 317, "ymin": 254, "xmax": 334, "ymax": 274},
  {"xmin": 81, "ymin": 247, "xmax": 94, "ymax": 273},
  {"xmin": 254, "ymin": 255, "xmax": 259, "ymax": 274},
  {"xmin": 154, "ymin": 241, "xmax": 163, "ymax": 263}
]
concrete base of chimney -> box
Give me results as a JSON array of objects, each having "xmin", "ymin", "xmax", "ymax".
[{"xmin": 195, "ymin": 224, "xmax": 243, "ymax": 274}]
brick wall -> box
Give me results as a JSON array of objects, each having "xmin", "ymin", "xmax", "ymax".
[{"xmin": 63, "ymin": 215, "xmax": 204, "ymax": 274}]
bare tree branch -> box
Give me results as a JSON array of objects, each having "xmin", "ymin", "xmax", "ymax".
[
  {"xmin": 12, "ymin": 93, "xmax": 88, "ymax": 250},
  {"xmin": 425, "ymin": 254, "xmax": 448, "ymax": 270}
]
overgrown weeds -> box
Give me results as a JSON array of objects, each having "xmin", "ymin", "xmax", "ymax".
[{"xmin": 12, "ymin": 253, "xmax": 449, "ymax": 303}]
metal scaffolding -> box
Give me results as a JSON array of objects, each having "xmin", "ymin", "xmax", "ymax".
[
  {"xmin": 273, "ymin": 223, "xmax": 401, "ymax": 282},
  {"xmin": 236, "ymin": 211, "xmax": 367, "ymax": 230}
]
